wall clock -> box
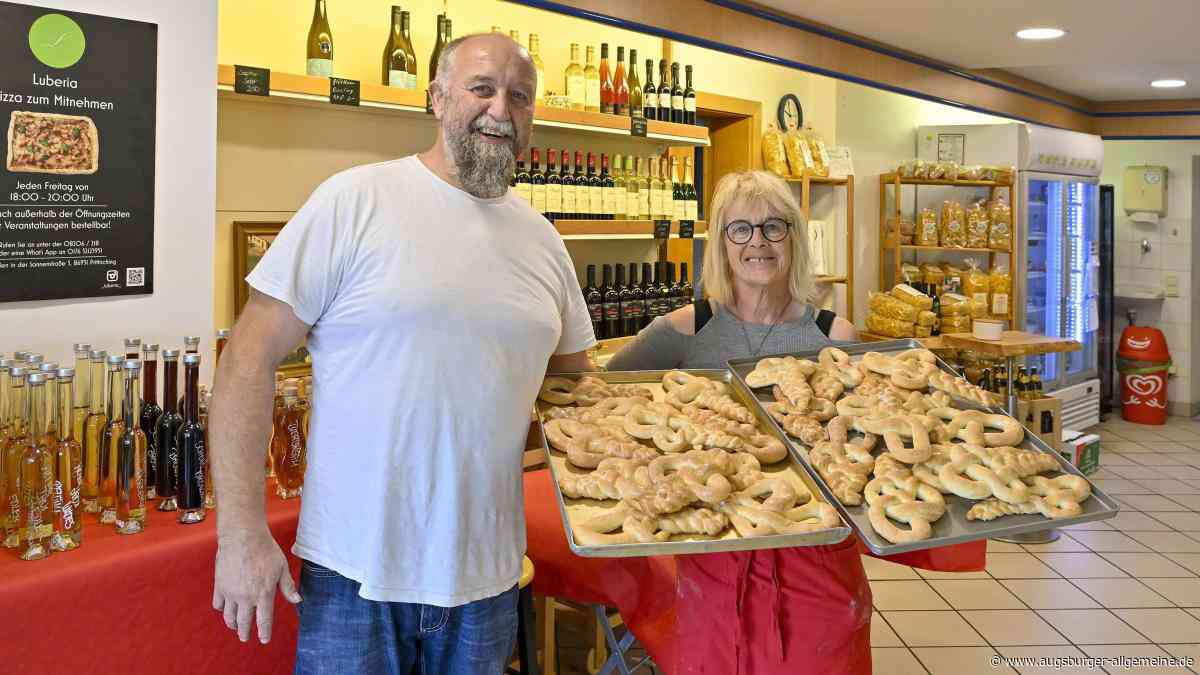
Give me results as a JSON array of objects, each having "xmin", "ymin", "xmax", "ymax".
[{"xmin": 777, "ymin": 94, "xmax": 803, "ymax": 131}]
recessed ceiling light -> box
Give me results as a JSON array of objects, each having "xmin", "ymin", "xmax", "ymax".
[
  {"xmin": 1151, "ymin": 79, "xmax": 1187, "ymax": 88},
  {"xmin": 1016, "ymin": 27, "xmax": 1066, "ymax": 40}
]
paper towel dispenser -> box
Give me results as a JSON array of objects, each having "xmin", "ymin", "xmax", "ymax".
[{"xmin": 1123, "ymin": 165, "xmax": 1167, "ymax": 219}]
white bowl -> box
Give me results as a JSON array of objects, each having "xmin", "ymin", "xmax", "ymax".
[{"xmin": 973, "ymin": 319, "xmax": 1004, "ymax": 341}]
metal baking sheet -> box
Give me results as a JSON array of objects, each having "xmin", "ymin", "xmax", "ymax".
[
  {"xmin": 536, "ymin": 369, "xmax": 852, "ymax": 558},
  {"xmin": 726, "ymin": 341, "xmax": 1120, "ymax": 557}
]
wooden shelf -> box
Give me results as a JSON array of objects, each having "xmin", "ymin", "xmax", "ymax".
[
  {"xmin": 879, "ymin": 173, "xmax": 1014, "ymax": 187},
  {"xmin": 858, "ymin": 331, "xmax": 944, "ymax": 349},
  {"xmin": 553, "ymin": 220, "xmax": 706, "ymax": 238},
  {"xmin": 888, "ymin": 245, "xmax": 1002, "ymax": 253},
  {"xmin": 795, "ymin": 174, "xmax": 855, "ymax": 319},
  {"xmin": 216, "ymin": 64, "xmax": 710, "ymax": 146},
  {"xmin": 816, "ymin": 275, "xmax": 847, "ymax": 284},
  {"xmin": 786, "ymin": 175, "xmax": 850, "ymax": 185}
]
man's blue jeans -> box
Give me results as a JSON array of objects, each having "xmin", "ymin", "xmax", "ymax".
[{"xmin": 294, "ymin": 560, "xmax": 518, "ymax": 674}]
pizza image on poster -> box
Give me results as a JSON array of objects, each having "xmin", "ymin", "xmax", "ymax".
[{"xmin": 7, "ymin": 111, "xmax": 100, "ymax": 174}]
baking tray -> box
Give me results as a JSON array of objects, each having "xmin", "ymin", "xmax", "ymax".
[
  {"xmin": 536, "ymin": 369, "xmax": 852, "ymax": 558},
  {"xmin": 726, "ymin": 340, "xmax": 1120, "ymax": 556}
]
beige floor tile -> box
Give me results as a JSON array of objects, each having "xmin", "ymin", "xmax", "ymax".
[
  {"xmin": 1071, "ymin": 578, "xmax": 1174, "ymax": 608},
  {"xmin": 1165, "ymin": 465, "xmax": 1200, "ymax": 481},
  {"xmin": 1175, "ymin": 454, "xmax": 1200, "ymax": 467},
  {"xmin": 1161, "ymin": 644, "xmax": 1200, "ymax": 671},
  {"xmin": 988, "ymin": 552, "xmax": 1062, "ymax": 579},
  {"xmin": 1151, "ymin": 512, "xmax": 1200, "ymax": 531},
  {"xmin": 916, "ymin": 568, "xmax": 991, "ymax": 580},
  {"xmin": 1000, "ymin": 579, "xmax": 1101, "ymax": 609},
  {"xmin": 1089, "ymin": 469, "xmax": 1123, "ymax": 480},
  {"xmin": 1157, "ymin": 428, "xmax": 1200, "ymax": 442},
  {"xmin": 1166, "ymin": 494, "xmax": 1200, "ymax": 510},
  {"xmin": 1112, "ymin": 466, "xmax": 1173, "ymax": 480},
  {"xmin": 1090, "ymin": 479, "xmax": 1154, "ymax": 495},
  {"xmin": 988, "ymin": 539, "xmax": 1026, "ymax": 553},
  {"xmin": 1108, "ymin": 512, "xmax": 1175, "ymax": 532},
  {"xmin": 871, "ymin": 580, "xmax": 951, "ymax": 611},
  {"xmin": 1134, "ymin": 479, "xmax": 1200, "ymax": 495},
  {"xmin": 928, "ymin": 579, "xmax": 1025, "ymax": 610},
  {"xmin": 994, "ymin": 646, "xmax": 1091, "ymax": 675},
  {"xmin": 1124, "ymin": 533, "xmax": 1200, "ymax": 555},
  {"xmin": 1068, "ymin": 531, "xmax": 1153, "ymax": 553},
  {"xmin": 1118, "ymin": 495, "xmax": 1192, "ymax": 512},
  {"xmin": 861, "ymin": 555, "xmax": 922, "ymax": 580},
  {"xmin": 1103, "ymin": 552, "xmax": 1199, "ymax": 577},
  {"xmin": 1142, "ymin": 578, "xmax": 1200, "ymax": 607},
  {"xmin": 912, "ymin": 647, "xmax": 1012, "ymax": 674},
  {"xmin": 1188, "ymin": 608, "xmax": 1200, "ymax": 621},
  {"xmin": 960, "ymin": 610, "xmax": 1070, "ymax": 646},
  {"xmin": 1142, "ymin": 442, "xmax": 1199, "ymax": 452},
  {"xmin": 870, "ymin": 648, "xmax": 928, "ymax": 675},
  {"xmin": 1022, "ymin": 533, "xmax": 1091, "ymax": 553},
  {"xmin": 1165, "ymin": 554, "xmax": 1200, "ymax": 575},
  {"xmin": 1113, "ymin": 608, "xmax": 1200, "ymax": 643},
  {"xmin": 1037, "ymin": 609, "xmax": 1147, "ymax": 644},
  {"xmin": 1109, "ymin": 442, "xmax": 1154, "ymax": 453},
  {"xmin": 1128, "ymin": 453, "xmax": 1191, "ymax": 466},
  {"xmin": 1077, "ymin": 644, "xmax": 1178, "ymax": 674},
  {"xmin": 882, "ymin": 610, "xmax": 987, "ymax": 647},
  {"xmin": 1103, "ymin": 453, "xmax": 1139, "ymax": 466},
  {"xmin": 1062, "ymin": 519, "xmax": 1117, "ymax": 531},
  {"xmin": 1035, "ymin": 553, "xmax": 1130, "ymax": 578},
  {"xmin": 871, "ymin": 611, "xmax": 904, "ymax": 647}
]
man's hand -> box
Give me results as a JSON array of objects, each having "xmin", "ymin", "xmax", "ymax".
[{"xmin": 213, "ymin": 529, "xmax": 301, "ymax": 643}]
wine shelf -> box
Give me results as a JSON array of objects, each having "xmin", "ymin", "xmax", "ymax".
[
  {"xmin": 216, "ymin": 65, "xmax": 710, "ymax": 146},
  {"xmin": 553, "ymin": 220, "xmax": 707, "ymax": 239},
  {"xmin": 785, "ymin": 175, "xmax": 850, "ymax": 185},
  {"xmin": 887, "ymin": 244, "xmax": 1001, "ymax": 253}
]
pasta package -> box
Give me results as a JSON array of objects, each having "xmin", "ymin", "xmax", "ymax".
[
  {"xmin": 941, "ymin": 263, "xmax": 964, "ymax": 295},
  {"xmin": 891, "ymin": 283, "xmax": 934, "ymax": 311},
  {"xmin": 968, "ymin": 298, "xmax": 988, "ymax": 319},
  {"xmin": 914, "ymin": 324, "xmax": 933, "ymax": 338},
  {"xmin": 915, "ymin": 310, "xmax": 938, "ymax": 327},
  {"xmin": 885, "ymin": 217, "xmax": 914, "ymax": 247},
  {"xmin": 920, "ymin": 263, "xmax": 945, "ymax": 289},
  {"xmin": 762, "ymin": 123, "xmax": 790, "ymax": 177},
  {"xmin": 940, "ymin": 292, "xmax": 970, "ymax": 316},
  {"xmin": 939, "ymin": 200, "xmax": 966, "ymax": 247},
  {"xmin": 900, "ymin": 263, "xmax": 922, "ymax": 284},
  {"xmin": 915, "ymin": 207, "xmax": 939, "ymax": 246},
  {"xmin": 965, "ymin": 202, "xmax": 989, "ymax": 248},
  {"xmin": 941, "ymin": 315, "xmax": 973, "ymax": 333},
  {"xmin": 869, "ymin": 292, "xmax": 919, "ymax": 322},
  {"xmin": 990, "ymin": 265, "xmax": 1012, "ymax": 316},
  {"xmin": 943, "ymin": 162, "xmax": 960, "ymax": 181},
  {"xmin": 867, "ymin": 312, "xmax": 915, "ymax": 338},
  {"xmin": 897, "ymin": 159, "xmax": 915, "ymax": 178},
  {"xmin": 960, "ymin": 165, "xmax": 983, "ymax": 181},
  {"xmin": 926, "ymin": 162, "xmax": 947, "ymax": 180},
  {"xmin": 962, "ymin": 259, "xmax": 990, "ymax": 310},
  {"xmin": 783, "ymin": 128, "xmax": 816, "ymax": 177},
  {"xmin": 988, "ymin": 199, "xmax": 1013, "ymax": 250},
  {"xmin": 804, "ymin": 126, "xmax": 831, "ymax": 178}
]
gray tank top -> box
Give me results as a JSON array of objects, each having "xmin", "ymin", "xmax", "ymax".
[{"xmin": 605, "ymin": 301, "xmax": 836, "ymax": 372}]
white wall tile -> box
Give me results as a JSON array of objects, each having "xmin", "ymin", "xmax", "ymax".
[
  {"xmin": 1162, "ymin": 244, "xmax": 1192, "ymax": 272},
  {"xmin": 1164, "ymin": 217, "xmax": 1192, "ymax": 246},
  {"xmin": 1163, "ymin": 296, "xmax": 1193, "ymax": 324},
  {"xmin": 1169, "ymin": 376, "xmax": 1191, "ymax": 404},
  {"xmin": 1161, "ymin": 322, "xmax": 1191, "ymax": 355}
]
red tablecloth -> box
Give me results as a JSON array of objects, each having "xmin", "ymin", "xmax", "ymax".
[{"xmin": 1, "ymin": 492, "xmax": 302, "ymax": 674}]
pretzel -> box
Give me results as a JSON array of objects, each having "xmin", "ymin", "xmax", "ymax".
[
  {"xmin": 744, "ymin": 356, "xmax": 815, "ymax": 388},
  {"xmin": 573, "ymin": 505, "xmax": 729, "ymax": 546},
  {"xmin": 965, "ymin": 478, "xmax": 1088, "ymax": 521},
  {"xmin": 930, "ymin": 408, "xmax": 1024, "ymax": 447},
  {"xmin": 728, "ymin": 453, "xmax": 765, "ymax": 491},
  {"xmin": 1025, "ymin": 474, "xmax": 1091, "ymax": 502},
  {"xmin": 809, "ymin": 416, "xmax": 877, "ymax": 505},
  {"xmin": 773, "ymin": 387, "xmax": 837, "ymax": 421},
  {"xmin": 872, "ymin": 452, "xmax": 909, "ymax": 479},
  {"xmin": 544, "ymin": 418, "xmax": 657, "ymax": 469},
  {"xmin": 911, "ymin": 444, "xmax": 957, "ymax": 492},
  {"xmin": 864, "ymin": 470, "xmax": 946, "ymax": 544},
  {"xmin": 719, "ymin": 500, "xmax": 840, "ymax": 537},
  {"xmin": 648, "ymin": 450, "xmax": 735, "ymax": 504},
  {"xmin": 540, "ymin": 376, "xmax": 653, "ymax": 406},
  {"xmin": 810, "ymin": 369, "xmax": 845, "ymax": 402},
  {"xmin": 557, "ymin": 457, "xmax": 651, "ymax": 501},
  {"xmin": 764, "ymin": 403, "xmax": 826, "ymax": 446},
  {"xmin": 732, "ymin": 477, "xmax": 799, "ymax": 512},
  {"xmin": 623, "ymin": 405, "xmax": 745, "ymax": 454},
  {"xmin": 545, "ymin": 396, "xmax": 652, "ymax": 423},
  {"xmin": 817, "ymin": 347, "xmax": 864, "ymax": 389},
  {"xmin": 937, "ymin": 445, "xmax": 1029, "ymax": 504},
  {"xmin": 677, "ymin": 404, "xmax": 759, "ymax": 439},
  {"xmin": 740, "ymin": 432, "xmax": 789, "ymax": 464},
  {"xmin": 663, "ymin": 372, "xmax": 756, "ymax": 424},
  {"xmin": 861, "ymin": 352, "xmax": 939, "ymax": 390},
  {"xmin": 927, "ymin": 371, "xmax": 1000, "ymax": 406},
  {"xmin": 853, "ymin": 415, "xmax": 933, "ymax": 464}
]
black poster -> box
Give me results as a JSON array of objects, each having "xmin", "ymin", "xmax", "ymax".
[{"xmin": 0, "ymin": 2, "xmax": 157, "ymax": 302}]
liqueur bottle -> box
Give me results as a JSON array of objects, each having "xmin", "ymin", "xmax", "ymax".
[
  {"xmin": 613, "ymin": 46, "xmax": 628, "ymax": 116},
  {"xmin": 19, "ymin": 373, "xmax": 53, "ymax": 560},
  {"xmin": 306, "ymin": 0, "xmax": 334, "ymax": 77},
  {"xmin": 52, "ymin": 367, "xmax": 82, "ymax": 550},
  {"xmin": 177, "ymin": 354, "xmax": 206, "ymax": 523},
  {"xmin": 82, "ymin": 350, "xmax": 107, "ymax": 513},
  {"xmin": 584, "ymin": 46, "xmax": 600, "ymax": 113},
  {"xmin": 683, "ymin": 65, "xmax": 697, "ymax": 124},
  {"xmin": 3, "ymin": 368, "xmax": 28, "ymax": 548},
  {"xmin": 71, "ymin": 344, "xmax": 90, "ymax": 455},
  {"xmin": 140, "ymin": 344, "xmax": 162, "ymax": 499},
  {"xmin": 272, "ymin": 385, "xmax": 308, "ymax": 500},
  {"xmin": 599, "ymin": 43, "xmax": 614, "ymax": 114},
  {"xmin": 401, "ymin": 11, "xmax": 417, "ymax": 90},
  {"xmin": 115, "ymin": 360, "xmax": 147, "ymax": 535},
  {"xmin": 37, "ymin": 364, "xmax": 58, "ymax": 446},
  {"xmin": 99, "ymin": 355, "xmax": 124, "ymax": 524},
  {"xmin": 155, "ymin": 350, "xmax": 183, "ymax": 512},
  {"xmin": 429, "ymin": 14, "xmax": 446, "ymax": 84},
  {"xmin": 670, "ymin": 62, "xmax": 684, "ymax": 123},
  {"xmin": 564, "ymin": 43, "xmax": 585, "ymax": 111}
]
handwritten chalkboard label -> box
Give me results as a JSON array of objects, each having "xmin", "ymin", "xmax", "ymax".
[
  {"xmin": 631, "ymin": 116, "xmax": 648, "ymax": 137},
  {"xmin": 329, "ymin": 77, "xmax": 360, "ymax": 106},
  {"xmin": 653, "ymin": 220, "xmax": 671, "ymax": 240},
  {"xmin": 233, "ymin": 65, "xmax": 269, "ymax": 96},
  {"xmin": 679, "ymin": 220, "xmax": 694, "ymax": 239}
]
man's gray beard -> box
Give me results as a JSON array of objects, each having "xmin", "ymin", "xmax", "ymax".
[{"xmin": 448, "ymin": 128, "xmax": 517, "ymax": 199}]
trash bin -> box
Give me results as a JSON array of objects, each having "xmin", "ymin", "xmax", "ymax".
[{"xmin": 1116, "ymin": 324, "xmax": 1171, "ymax": 425}]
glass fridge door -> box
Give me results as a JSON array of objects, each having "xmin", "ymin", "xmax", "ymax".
[
  {"xmin": 1065, "ymin": 180, "xmax": 1099, "ymax": 385},
  {"xmin": 1024, "ymin": 176, "xmax": 1064, "ymax": 388}
]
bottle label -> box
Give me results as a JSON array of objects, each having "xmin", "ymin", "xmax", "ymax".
[
  {"xmin": 672, "ymin": 94, "xmax": 683, "ymax": 111},
  {"xmin": 972, "ymin": 292, "xmax": 989, "ymax": 306},
  {"xmin": 562, "ymin": 185, "xmax": 577, "ymax": 214},
  {"xmin": 567, "ymin": 75, "xmax": 586, "ymax": 107},
  {"xmin": 627, "ymin": 188, "xmax": 640, "ymax": 219},
  {"xmin": 659, "ymin": 91, "xmax": 672, "ymax": 110},
  {"xmin": 603, "ymin": 186, "xmax": 618, "ymax": 216},
  {"xmin": 531, "ymin": 184, "xmax": 547, "ymax": 213},
  {"xmin": 639, "ymin": 189, "xmax": 651, "ymax": 218},
  {"xmin": 649, "ymin": 189, "xmax": 662, "ymax": 219},
  {"xmin": 685, "ymin": 98, "xmax": 696, "ymax": 112},
  {"xmin": 546, "ymin": 183, "xmax": 562, "ymax": 213},
  {"xmin": 307, "ymin": 58, "xmax": 333, "ymax": 77},
  {"xmin": 815, "ymin": 139, "xmax": 831, "ymax": 167},
  {"xmin": 515, "ymin": 183, "xmax": 532, "ymax": 205},
  {"xmin": 590, "ymin": 186, "xmax": 603, "ymax": 214},
  {"xmin": 626, "ymin": 300, "xmax": 641, "ymax": 318},
  {"xmin": 991, "ymin": 293, "xmax": 1009, "ymax": 316},
  {"xmin": 674, "ymin": 198, "xmax": 686, "ymax": 221},
  {"xmin": 603, "ymin": 301, "xmax": 620, "ymax": 321},
  {"xmin": 586, "ymin": 80, "xmax": 601, "ymax": 110},
  {"xmin": 685, "ymin": 200, "xmax": 698, "ymax": 221},
  {"xmin": 588, "ymin": 302, "xmax": 602, "ymax": 323},
  {"xmin": 614, "ymin": 187, "xmax": 627, "ymax": 219},
  {"xmin": 388, "ymin": 69, "xmax": 407, "ymax": 87}
]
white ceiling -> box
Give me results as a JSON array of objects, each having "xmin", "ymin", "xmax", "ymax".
[{"xmin": 752, "ymin": 0, "xmax": 1200, "ymax": 101}]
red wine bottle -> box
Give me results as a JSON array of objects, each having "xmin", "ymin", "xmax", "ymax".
[
  {"xmin": 640, "ymin": 262, "xmax": 654, "ymax": 328},
  {"xmin": 583, "ymin": 264, "xmax": 603, "ymax": 339},
  {"xmin": 624, "ymin": 261, "xmax": 643, "ymax": 336},
  {"xmin": 679, "ymin": 261, "xmax": 694, "ymax": 307},
  {"xmin": 602, "ymin": 264, "xmax": 620, "ymax": 338}
]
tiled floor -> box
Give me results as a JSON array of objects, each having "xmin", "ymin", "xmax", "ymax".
[{"xmin": 868, "ymin": 415, "xmax": 1200, "ymax": 674}]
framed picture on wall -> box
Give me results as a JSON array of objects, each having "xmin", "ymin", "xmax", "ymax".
[{"xmin": 233, "ymin": 221, "xmax": 310, "ymax": 377}]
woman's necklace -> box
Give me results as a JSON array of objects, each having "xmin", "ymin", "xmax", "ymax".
[{"xmin": 737, "ymin": 292, "xmax": 788, "ymax": 357}]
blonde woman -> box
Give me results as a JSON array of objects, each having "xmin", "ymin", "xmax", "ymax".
[{"xmin": 608, "ymin": 170, "xmax": 870, "ymax": 673}]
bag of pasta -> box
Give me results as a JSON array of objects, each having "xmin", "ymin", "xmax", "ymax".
[
  {"xmin": 867, "ymin": 313, "xmax": 915, "ymax": 338},
  {"xmin": 915, "ymin": 207, "xmax": 939, "ymax": 246},
  {"xmin": 915, "ymin": 310, "xmax": 938, "ymax": 327},
  {"xmin": 762, "ymin": 123, "xmax": 790, "ymax": 177},
  {"xmin": 940, "ymin": 292, "xmax": 969, "ymax": 316},
  {"xmin": 912, "ymin": 159, "xmax": 929, "ymax": 179},
  {"xmin": 900, "ymin": 263, "xmax": 922, "ymax": 285},
  {"xmin": 804, "ymin": 126, "xmax": 831, "ymax": 178},
  {"xmin": 941, "ymin": 263, "xmax": 964, "ymax": 295},
  {"xmin": 926, "ymin": 162, "xmax": 947, "ymax": 180},
  {"xmin": 960, "ymin": 165, "xmax": 983, "ymax": 181},
  {"xmin": 988, "ymin": 199, "xmax": 1013, "ymax": 250},
  {"xmin": 920, "ymin": 263, "xmax": 945, "ymax": 291},
  {"xmin": 891, "ymin": 283, "xmax": 933, "ymax": 311},
  {"xmin": 897, "ymin": 159, "xmax": 915, "ymax": 178},
  {"xmin": 886, "ymin": 217, "xmax": 915, "ymax": 247},
  {"xmin": 965, "ymin": 202, "xmax": 989, "ymax": 248},
  {"xmin": 991, "ymin": 165, "xmax": 1015, "ymax": 184},
  {"xmin": 914, "ymin": 324, "xmax": 933, "ymax": 338},
  {"xmin": 990, "ymin": 264, "xmax": 1012, "ymax": 316},
  {"xmin": 962, "ymin": 258, "xmax": 990, "ymax": 312},
  {"xmin": 941, "ymin": 314, "xmax": 973, "ymax": 333},
  {"xmin": 939, "ymin": 200, "xmax": 966, "ymax": 247},
  {"xmin": 783, "ymin": 128, "xmax": 815, "ymax": 177},
  {"xmin": 869, "ymin": 291, "xmax": 918, "ymax": 322},
  {"xmin": 943, "ymin": 162, "xmax": 960, "ymax": 181}
]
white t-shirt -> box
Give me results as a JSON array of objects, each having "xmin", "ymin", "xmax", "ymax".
[{"xmin": 247, "ymin": 155, "xmax": 595, "ymax": 606}]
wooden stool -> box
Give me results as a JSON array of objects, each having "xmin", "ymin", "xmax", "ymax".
[
  {"xmin": 507, "ymin": 557, "xmax": 540, "ymax": 675},
  {"xmin": 536, "ymin": 596, "xmax": 613, "ymax": 675}
]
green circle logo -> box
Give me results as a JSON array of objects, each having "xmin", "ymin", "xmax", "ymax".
[{"xmin": 28, "ymin": 14, "xmax": 86, "ymax": 69}]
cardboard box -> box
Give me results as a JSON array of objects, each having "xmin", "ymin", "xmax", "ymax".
[
  {"xmin": 1061, "ymin": 430, "xmax": 1101, "ymax": 475},
  {"xmin": 1016, "ymin": 395, "xmax": 1063, "ymax": 452}
]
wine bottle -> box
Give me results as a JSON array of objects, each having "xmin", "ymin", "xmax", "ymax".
[
  {"xmin": 528, "ymin": 34, "xmax": 545, "ymax": 104},
  {"xmin": 684, "ymin": 156, "xmax": 699, "ymax": 221},
  {"xmin": 648, "ymin": 156, "xmax": 663, "ymax": 220},
  {"xmin": 612, "ymin": 154, "xmax": 627, "ymax": 220},
  {"xmin": 662, "ymin": 262, "xmax": 678, "ymax": 313},
  {"xmin": 602, "ymin": 264, "xmax": 620, "ymax": 339},
  {"xmin": 401, "ymin": 11, "xmax": 417, "ymax": 89},
  {"xmin": 625, "ymin": 261, "xmax": 643, "ymax": 336},
  {"xmin": 680, "ymin": 261, "xmax": 694, "ymax": 306},
  {"xmin": 530, "ymin": 148, "xmax": 547, "ymax": 218},
  {"xmin": 584, "ymin": 46, "xmax": 600, "ymax": 113},
  {"xmin": 306, "ymin": 0, "xmax": 334, "ymax": 77},
  {"xmin": 671, "ymin": 156, "xmax": 685, "ymax": 221},
  {"xmin": 429, "ymin": 14, "xmax": 446, "ymax": 87},
  {"xmin": 155, "ymin": 350, "xmax": 182, "ymax": 512},
  {"xmin": 565, "ymin": 44, "xmax": 585, "ymax": 111},
  {"xmin": 588, "ymin": 153, "xmax": 603, "ymax": 221},
  {"xmin": 560, "ymin": 150, "xmax": 577, "ymax": 220},
  {"xmin": 657, "ymin": 60, "xmax": 671, "ymax": 122},
  {"xmin": 18, "ymin": 373, "xmax": 52, "ymax": 560},
  {"xmin": 640, "ymin": 262, "xmax": 654, "ymax": 328},
  {"xmin": 684, "ymin": 64, "xmax": 697, "ymax": 124},
  {"xmin": 176, "ymin": 353, "xmax": 206, "ymax": 524},
  {"xmin": 574, "ymin": 150, "xmax": 588, "ymax": 219},
  {"xmin": 52, "ymin": 367, "xmax": 82, "ymax": 550},
  {"xmin": 99, "ymin": 355, "xmax": 124, "ymax": 525},
  {"xmin": 600, "ymin": 155, "xmax": 614, "ymax": 221},
  {"xmin": 613, "ymin": 47, "xmax": 628, "ymax": 116},
  {"xmin": 615, "ymin": 264, "xmax": 630, "ymax": 338},
  {"xmin": 628, "ymin": 49, "xmax": 643, "ymax": 118},
  {"xmin": 599, "ymin": 44, "xmax": 614, "ymax": 114},
  {"xmin": 670, "ymin": 62, "xmax": 684, "ymax": 123},
  {"xmin": 583, "ymin": 265, "xmax": 603, "ymax": 339},
  {"xmin": 545, "ymin": 150, "xmax": 562, "ymax": 222},
  {"xmin": 382, "ymin": 6, "xmax": 409, "ymax": 88},
  {"xmin": 637, "ymin": 156, "xmax": 651, "ymax": 220},
  {"xmin": 626, "ymin": 156, "xmax": 641, "ymax": 220},
  {"xmin": 642, "ymin": 59, "xmax": 657, "ymax": 120},
  {"xmin": 514, "ymin": 152, "xmax": 532, "ymax": 206}
]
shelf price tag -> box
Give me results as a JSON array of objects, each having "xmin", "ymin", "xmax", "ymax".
[
  {"xmin": 653, "ymin": 220, "xmax": 672, "ymax": 240},
  {"xmin": 234, "ymin": 65, "xmax": 270, "ymax": 96},
  {"xmin": 631, "ymin": 116, "xmax": 648, "ymax": 138},
  {"xmin": 329, "ymin": 77, "xmax": 360, "ymax": 106},
  {"xmin": 678, "ymin": 220, "xmax": 695, "ymax": 239}
]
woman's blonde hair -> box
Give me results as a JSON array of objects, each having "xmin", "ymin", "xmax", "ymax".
[{"xmin": 700, "ymin": 170, "xmax": 814, "ymax": 306}]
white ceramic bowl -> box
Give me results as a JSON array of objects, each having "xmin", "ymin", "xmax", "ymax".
[{"xmin": 973, "ymin": 319, "xmax": 1004, "ymax": 341}]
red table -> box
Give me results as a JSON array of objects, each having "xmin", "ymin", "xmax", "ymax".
[{"xmin": 1, "ymin": 491, "xmax": 302, "ymax": 674}]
